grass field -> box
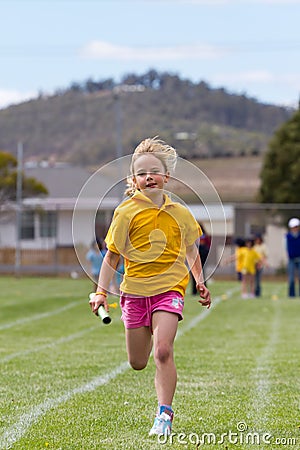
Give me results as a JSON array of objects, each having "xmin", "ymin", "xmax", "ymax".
[{"xmin": 0, "ymin": 276, "xmax": 299, "ymax": 449}]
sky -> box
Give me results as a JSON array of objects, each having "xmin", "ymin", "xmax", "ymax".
[{"xmin": 1, "ymin": 0, "xmax": 300, "ymax": 110}]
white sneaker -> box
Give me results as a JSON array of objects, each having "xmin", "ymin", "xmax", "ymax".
[{"xmin": 149, "ymin": 412, "xmax": 173, "ymax": 436}]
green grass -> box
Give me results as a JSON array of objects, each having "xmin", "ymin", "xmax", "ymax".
[{"xmin": 0, "ymin": 276, "xmax": 300, "ymax": 449}]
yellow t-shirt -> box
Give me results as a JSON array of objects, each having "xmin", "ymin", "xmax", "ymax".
[
  {"xmin": 236, "ymin": 247, "xmax": 247, "ymax": 273},
  {"xmin": 242, "ymin": 248, "xmax": 261, "ymax": 275},
  {"xmin": 105, "ymin": 191, "xmax": 202, "ymax": 296}
]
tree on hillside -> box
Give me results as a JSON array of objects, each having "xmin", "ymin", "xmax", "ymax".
[
  {"xmin": 259, "ymin": 109, "xmax": 300, "ymax": 203},
  {"xmin": 0, "ymin": 151, "xmax": 48, "ymax": 207}
]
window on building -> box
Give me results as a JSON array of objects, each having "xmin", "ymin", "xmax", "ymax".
[
  {"xmin": 39, "ymin": 211, "xmax": 57, "ymax": 238},
  {"xmin": 20, "ymin": 211, "xmax": 35, "ymax": 240}
]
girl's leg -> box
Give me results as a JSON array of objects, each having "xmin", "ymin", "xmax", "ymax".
[
  {"xmin": 241, "ymin": 274, "xmax": 247, "ymax": 297},
  {"xmin": 125, "ymin": 326, "xmax": 152, "ymax": 370},
  {"xmin": 249, "ymin": 274, "xmax": 255, "ymax": 296},
  {"xmin": 152, "ymin": 311, "xmax": 178, "ymax": 406}
]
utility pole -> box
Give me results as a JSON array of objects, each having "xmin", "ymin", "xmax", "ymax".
[
  {"xmin": 113, "ymin": 88, "xmax": 123, "ymax": 201},
  {"xmin": 113, "ymin": 84, "xmax": 145, "ymax": 201},
  {"xmin": 15, "ymin": 141, "xmax": 23, "ymax": 277}
]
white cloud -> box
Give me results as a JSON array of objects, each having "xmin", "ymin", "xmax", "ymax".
[
  {"xmin": 80, "ymin": 40, "xmax": 224, "ymax": 61},
  {"xmin": 0, "ymin": 89, "xmax": 37, "ymax": 109}
]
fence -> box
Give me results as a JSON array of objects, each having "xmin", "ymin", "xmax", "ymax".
[{"xmin": 0, "ymin": 246, "xmax": 84, "ymax": 275}]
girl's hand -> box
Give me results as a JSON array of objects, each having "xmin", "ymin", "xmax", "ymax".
[
  {"xmin": 89, "ymin": 293, "xmax": 108, "ymax": 315},
  {"xmin": 196, "ymin": 283, "xmax": 211, "ymax": 309}
]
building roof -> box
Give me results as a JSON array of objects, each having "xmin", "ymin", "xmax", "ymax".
[
  {"xmin": 24, "ymin": 164, "xmax": 124, "ymax": 209},
  {"xmin": 25, "ymin": 166, "xmax": 103, "ymax": 198}
]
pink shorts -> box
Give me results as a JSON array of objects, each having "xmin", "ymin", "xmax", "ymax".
[{"xmin": 120, "ymin": 290, "xmax": 184, "ymax": 330}]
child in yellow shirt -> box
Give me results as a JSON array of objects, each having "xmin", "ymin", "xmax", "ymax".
[
  {"xmin": 241, "ymin": 238, "xmax": 262, "ymax": 299},
  {"xmin": 89, "ymin": 137, "xmax": 211, "ymax": 437},
  {"xmin": 222, "ymin": 237, "xmax": 246, "ymax": 281}
]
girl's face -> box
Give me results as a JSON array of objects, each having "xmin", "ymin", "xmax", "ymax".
[{"xmin": 132, "ymin": 154, "xmax": 169, "ymax": 197}]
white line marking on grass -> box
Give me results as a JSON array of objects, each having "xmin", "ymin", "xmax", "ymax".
[
  {"xmin": 0, "ymin": 286, "xmax": 237, "ymax": 448},
  {"xmin": 0, "ymin": 326, "xmax": 96, "ymax": 364},
  {"xmin": 0, "ymin": 301, "xmax": 82, "ymax": 331},
  {"xmin": 248, "ymin": 292, "xmax": 280, "ymax": 430},
  {"xmin": 0, "ymin": 361, "xmax": 130, "ymax": 450}
]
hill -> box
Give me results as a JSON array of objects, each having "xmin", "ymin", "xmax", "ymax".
[
  {"xmin": 0, "ymin": 71, "xmax": 293, "ymax": 165},
  {"xmin": 191, "ymin": 155, "xmax": 262, "ymax": 202}
]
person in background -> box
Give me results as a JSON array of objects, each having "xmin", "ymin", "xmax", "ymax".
[
  {"xmin": 86, "ymin": 239, "xmax": 107, "ymax": 291},
  {"xmin": 253, "ymin": 234, "xmax": 268, "ymax": 297},
  {"xmin": 286, "ymin": 217, "xmax": 300, "ymax": 297},
  {"xmin": 241, "ymin": 238, "xmax": 262, "ymax": 299},
  {"xmin": 222, "ymin": 237, "xmax": 246, "ymax": 282}
]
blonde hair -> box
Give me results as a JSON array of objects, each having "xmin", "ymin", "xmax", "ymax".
[{"xmin": 125, "ymin": 136, "xmax": 178, "ymax": 197}]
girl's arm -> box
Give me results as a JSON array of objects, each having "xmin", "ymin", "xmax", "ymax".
[
  {"xmin": 89, "ymin": 250, "xmax": 120, "ymax": 315},
  {"xmin": 186, "ymin": 243, "xmax": 211, "ymax": 308}
]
